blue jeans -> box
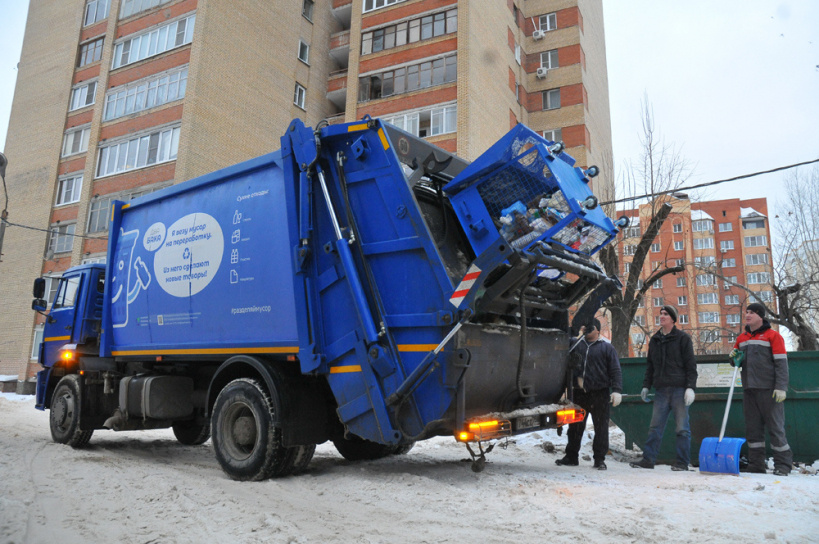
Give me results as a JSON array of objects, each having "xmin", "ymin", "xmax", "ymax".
[{"xmin": 642, "ymin": 387, "xmax": 691, "ymax": 466}]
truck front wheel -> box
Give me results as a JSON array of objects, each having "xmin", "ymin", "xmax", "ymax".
[
  {"xmin": 211, "ymin": 378, "xmax": 291, "ymax": 481},
  {"xmin": 172, "ymin": 416, "xmax": 211, "ymax": 445},
  {"xmin": 50, "ymin": 375, "xmax": 93, "ymax": 448}
]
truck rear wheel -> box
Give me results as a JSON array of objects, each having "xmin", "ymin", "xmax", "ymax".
[
  {"xmin": 211, "ymin": 378, "xmax": 292, "ymax": 481},
  {"xmin": 333, "ymin": 435, "xmax": 396, "ymax": 461},
  {"xmin": 50, "ymin": 375, "xmax": 93, "ymax": 448},
  {"xmin": 172, "ymin": 417, "xmax": 211, "ymax": 445}
]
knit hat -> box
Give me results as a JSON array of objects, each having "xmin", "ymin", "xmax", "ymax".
[
  {"xmin": 746, "ymin": 302, "xmax": 766, "ymax": 319},
  {"xmin": 661, "ymin": 305, "xmax": 678, "ymax": 323}
]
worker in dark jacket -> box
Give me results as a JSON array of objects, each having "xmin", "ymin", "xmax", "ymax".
[
  {"xmin": 556, "ymin": 318, "xmax": 623, "ymax": 470},
  {"xmin": 730, "ymin": 303, "xmax": 792, "ymax": 476},
  {"xmin": 630, "ymin": 305, "xmax": 697, "ymax": 471}
]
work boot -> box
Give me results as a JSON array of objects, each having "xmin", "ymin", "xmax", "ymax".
[
  {"xmin": 629, "ymin": 458, "xmax": 654, "ymax": 469},
  {"xmin": 555, "ymin": 456, "xmax": 579, "ymax": 466},
  {"xmin": 670, "ymin": 463, "xmax": 688, "ymax": 472},
  {"xmin": 772, "ymin": 468, "xmax": 790, "ymax": 476},
  {"xmin": 593, "ymin": 461, "xmax": 607, "ymax": 470},
  {"xmin": 741, "ymin": 465, "xmax": 767, "ymax": 474}
]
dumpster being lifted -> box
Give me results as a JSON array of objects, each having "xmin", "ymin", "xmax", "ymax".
[{"xmin": 32, "ymin": 117, "xmax": 625, "ymax": 479}]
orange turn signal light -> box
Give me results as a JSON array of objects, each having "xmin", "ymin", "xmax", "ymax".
[
  {"xmin": 60, "ymin": 350, "xmax": 75, "ymax": 362},
  {"xmin": 468, "ymin": 420, "xmax": 500, "ymax": 432},
  {"xmin": 556, "ymin": 408, "xmax": 585, "ymax": 426},
  {"xmin": 457, "ymin": 431, "xmax": 475, "ymax": 442}
]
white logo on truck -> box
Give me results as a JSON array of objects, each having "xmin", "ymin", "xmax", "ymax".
[{"xmin": 153, "ymin": 213, "xmax": 224, "ymax": 297}]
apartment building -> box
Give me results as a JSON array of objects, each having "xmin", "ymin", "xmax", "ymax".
[
  {"xmin": 621, "ymin": 196, "xmax": 775, "ymax": 356},
  {"xmin": 0, "ymin": 0, "xmax": 612, "ymax": 387}
]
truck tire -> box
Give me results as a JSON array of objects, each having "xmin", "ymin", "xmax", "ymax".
[
  {"xmin": 332, "ymin": 435, "xmax": 395, "ymax": 461},
  {"xmin": 211, "ymin": 378, "xmax": 292, "ymax": 481},
  {"xmin": 50, "ymin": 375, "xmax": 93, "ymax": 448},
  {"xmin": 289, "ymin": 444, "xmax": 316, "ymax": 475},
  {"xmin": 172, "ymin": 417, "xmax": 211, "ymax": 445},
  {"xmin": 390, "ymin": 442, "xmax": 415, "ymax": 456}
]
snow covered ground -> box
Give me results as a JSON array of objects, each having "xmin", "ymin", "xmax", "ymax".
[{"xmin": 1, "ymin": 394, "xmax": 817, "ymax": 544}]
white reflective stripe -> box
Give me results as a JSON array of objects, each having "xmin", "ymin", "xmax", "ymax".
[
  {"xmin": 773, "ymin": 353, "xmax": 787, "ymax": 360},
  {"xmin": 771, "ymin": 443, "xmax": 791, "ymax": 452},
  {"xmin": 747, "ymin": 442, "xmax": 766, "ymax": 448},
  {"xmin": 745, "ymin": 339, "xmax": 772, "ymax": 347}
]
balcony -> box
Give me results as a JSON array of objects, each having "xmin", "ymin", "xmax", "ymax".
[
  {"xmin": 327, "ymin": 69, "xmax": 348, "ymax": 111},
  {"xmin": 330, "ymin": 30, "xmax": 350, "ymax": 69},
  {"xmin": 332, "ymin": 0, "xmax": 352, "ymax": 30}
]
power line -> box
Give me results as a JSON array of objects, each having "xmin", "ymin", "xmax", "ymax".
[
  {"xmin": 600, "ymin": 158, "xmax": 819, "ymax": 207},
  {"xmin": 0, "ymin": 218, "xmax": 103, "ymax": 240}
]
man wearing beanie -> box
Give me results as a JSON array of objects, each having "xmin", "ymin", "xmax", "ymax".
[
  {"xmin": 730, "ymin": 302, "xmax": 792, "ymax": 476},
  {"xmin": 630, "ymin": 305, "xmax": 697, "ymax": 471}
]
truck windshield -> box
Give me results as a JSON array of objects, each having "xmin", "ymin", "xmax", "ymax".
[{"xmin": 53, "ymin": 277, "xmax": 80, "ymax": 309}]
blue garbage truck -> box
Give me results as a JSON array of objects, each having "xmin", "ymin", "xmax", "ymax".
[{"xmin": 32, "ymin": 117, "xmax": 625, "ymax": 480}]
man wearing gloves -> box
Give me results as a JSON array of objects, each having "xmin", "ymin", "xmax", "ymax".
[
  {"xmin": 630, "ymin": 305, "xmax": 697, "ymax": 471},
  {"xmin": 730, "ymin": 302, "xmax": 792, "ymax": 476},
  {"xmin": 555, "ymin": 318, "xmax": 623, "ymax": 471}
]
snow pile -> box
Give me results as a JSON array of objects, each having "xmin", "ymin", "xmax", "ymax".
[{"xmin": 1, "ymin": 395, "xmax": 817, "ymax": 543}]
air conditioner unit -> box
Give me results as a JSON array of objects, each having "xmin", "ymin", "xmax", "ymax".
[
  {"xmin": 536, "ymin": 67, "xmax": 548, "ymax": 79},
  {"xmin": 532, "ymin": 29, "xmax": 546, "ymax": 40}
]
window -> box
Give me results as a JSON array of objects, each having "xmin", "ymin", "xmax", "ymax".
[
  {"xmin": 724, "ymin": 276, "xmax": 737, "ymax": 290},
  {"xmin": 302, "ymin": 0, "xmax": 314, "ymax": 20},
  {"xmin": 61, "ymin": 127, "xmax": 91, "ymax": 157},
  {"xmin": 55, "ymin": 175, "xmax": 83, "ymax": 206},
  {"xmin": 674, "ymin": 241, "xmax": 684, "ymax": 251},
  {"xmin": 679, "ymin": 314, "xmax": 689, "ymax": 325},
  {"xmin": 725, "ymin": 295, "xmax": 739, "ymax": 305},
  {"xmin": 514, "ymin": 42, "xmax": 521, "ymax": 65},
  {"xmin": 112, "ymin": 14, "xmax": 196, "ymax": 69},
  {"xmin": 694, "ymin": 256, "xmax": 715, "ymax": 266},
  {"xmin": 104, "ymin": 67, "xmax": 188, "ymax": 121},
  {"xmin": 53, "ymin": 277, "xmax": 80, "ymax": 309},
  {"xmin": 636, "ymin": 295, "xmax": 644, "ymax": 308},
  {"xmin": 539, "ymin": 12, "xmax": 557, "ymax": 31},
  {"xmin": 652, "ymin": 278, "xmax": 663, "ymax": 289},
  {"xmin": 747, "ymin": 272, "xmax": 771, "ymax": 284},
  {"xmin": 97, "ymin": 125, "xmax": 180, "ymax": 177},
  {"xmin": 359, "ymin": 54, "xmax": 456, "ymax": 101},
  {"xmin": 698, "ymin": 312, "xmax": 720, "ymax": 324},
  {"xmin": 700, "ymin": 330, "xmax": 721, "ymax": 343},
  {"xmin": 48, "ymin": 224, "xmax": 76, "ymax": 254},
  {"xmin": 651, "ymin": 243, "xmax": 660, "ymax": 253},
  {"xmin": 721, "ymin": 258, "xmax": 736, "ymax": 268},
  {"xmin": 692, "ymin": 220, "xmax": 713, "ymax": 232},
  {"xmin": 69, "ymin": 80, "xmax": 97, "ymax": 111},
  {"xmin": 87, "ymin": 184, "xmax": 166, "ymax": 233},
  {"xmin": 294, "ymin": 83, "xmax": 306, "ymax": 109},
  {"xmin": 78, "ymin": 38, "xmax": 104, "ymax": 67},
  {"xmin": 298, "ymin": 41, "xmax": 310, "ymax": 64},
  {"xmin": 543, "ymin": 129, "xmax": 562, "ymax": 143},
  {"xmin": 726, "ymin": 314, "xmax": 741, "ymax": 325},
  {"xmin": 362, "ymin": 9, "xmax": 456, "ymax": 55},
  {"xmin": 692, "ymin": 237, "xmax": 714, "ymax": 250},
  {"xmin": 676, "ymin": 258, "xmax": 685, "ymax": 267},
  {"xmin": 633, "ymin": 315, "xmax": 645, "ymax": 326},
  {"xmin": 85, "ymin": 0, "xmax": 109, "ymax": 25},
  {"xmin": 744, "ymin": 235, "xmax": 767, "ymax": 247},
  {"xmin": 672, "ymin": 223, "xmax": 683, "ymax": 233},
  {"xmin": 623, "ymin": 262, "xmax": 630, "ymax": 273},
  {"xmin": 678, "ymin": 296, "xmax": 687, "ymax": 306},
  {"xmin": 386, "ymin": 105, "xmax": 455, "ymax": 138},
  {"xmin": 743, "ymin": 219, "xmax": 765, "ymax": 229},
  {"xmin": 363, "ymin": 0, "xmax": 405, "ymax": 13},
  {"xmin": 623, "ymin": 244, "xmax": 637, "ymax": 256},
  {"xmin": 720, "ymin": 240, "xmax": 734, "ymax": 251},
  {"xmin": 719, "ymin": 222, "xmax": 733, "ymax": 232},
  {"xmin": 752, "ymin": 291, "xmax": 774, "ymax": 303},
  {"xmin": 636, "ymin": 279, "xmax": 644, "ymax": 289},
  {"xmin": 652, "ymin": 297, "xmax": 663, "ymax": 307},
  {"xmin": 698, "ymin": 293, "xmax": 718, "ymax": 304},
  {"xmin": 540, "ymin": 49, "xmax": 558, "ymax": 69},
  {"xmin": 727, "ymin": 332, "xmax": 738, "ymax": 343},
  {"xmin": 655, "ymin": 316, "xmax": 662, "ymax": 326},
  {"xmin": 43, "ymin": 276, "xmax": 60, "ymax": 307},
  {"xmin": 696, "ymin": 274, "xmax": 715, "ymax": 286},
  {"xmin": 624, "ymin": 226, "xmax": 640, "ymax": 238},
  {"xmin": 120, "ymin": 0, "xmax": 173, "ymax": 19},
  {"xmin": 632, "ymin": 332, "xmax": 645, "ymax": 345},
  {"xmin": 746, "ymin": 253, "xmax": 769, "ymax": 266},
  {"xmin": 676, "ymin": 277, "xmax": 686, "ymax": 287},
  {"xmin": 429, "ymin": 104, "xmax": 457, "ymax": 136},
  {"xmin": 31, "ymin": 327, "xmax": 44, "ymax": 359},
  {"xmin": 542, "ymin": 89, "xmax": 560, "ymax": 110}
]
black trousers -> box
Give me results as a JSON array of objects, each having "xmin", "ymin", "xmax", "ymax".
[
  {"xmin": 565, "ymin": 388, "xmax": 610, "ymax": 463},
  {"xmin": 744, "ymin": 388, "xmax": 793, "ymax": 472}
]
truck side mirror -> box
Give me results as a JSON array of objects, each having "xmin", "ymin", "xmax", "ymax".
[
  {"xmin": 32, "ymin": 299, "xmax": 47, "ymax": 312},
  {"xmin": 33, "ymin": 278, "xmax": 46, "ymax": 299}
]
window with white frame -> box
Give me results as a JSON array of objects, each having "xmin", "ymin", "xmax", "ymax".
[
  {"xmin": 87, "ymin": 183, "xmax": 168, "ymax": 233},
  {"xmin": 623, "ymin": 244, "xmax": 636, "ymax": 256},
  {"xmin": 698, "ymin": 292, "xmax": 718, "ymax": 304},
  {"xmin": 624, "ymin": 226, "xmax": 640, "ymax": 238},
  {"xmin": 514, "ymin": 42, "xmax": 521, "ymax": 65},
  {"xmin": 721, "ymin": 258, "xmax": 736, "ymax": 268},
  {"xmin": 84, "ymin": 0, "xmax": 109, "ymax": 25},
  {"xmin": 674, "ymin": 240, "xmax": 684, "ymax": 251},
  {"xmin": 747, "ymin": 272, "xmax": 771, "ymax": 284},
  {"xmin": 752, "ymin": 291, "xmax": 774, "ymax": 303},
  {"xmin": 636, "ymin": 296, "xmax": 645, "ymax": 308},
  {"xmin": 651, "ymin": 242, "xmax": 660, "ymax": 253},
  {"xmin": 693, "ymin": 237, "xmax": 714, "ymax": 250},
  {"xmin": 78, "ymin": 38, "xmax": 104, "ymax": 67},
  {"xmin": 539, "ymin": 12, "xmax": 557, "ymax": 31},
  {"xmin": 633, "ymin": 315, "xmax": 645, "ymax": 326},
  {"xmin": 676, "ymin": 258, "xmax": 685, "ymax": 267},
  {"xmin": 632, "ymin": 332, "xmax": 645, "ymax": 345},
  {"xmin": 653, "ymin": 278, "xmax": 663, "ymax": 289},
  {"xmin": 636, "ymin": 279, "xmax": 644, "ymax": 289},
  {"xmin": 698, "ymin": 312, "xmax": 720, "ymax": 323},
  {"xmin": 720, "ymin": 240, "xmax": 734, "ymax": 251},
  {"xmin": 384, "ymin": 103, "xmax": 456, "ymax": 138},
  {"xmin": 112, "ymin": 14, "xmax": 196, "ymax": 69},
  {"xmin": 69, "ymin": 80, "xmax": 97, "ymax": 111},
  {"xmin": 623, "ymin": 262, "xmax": 630, "ymax": 274},
  {"xmin": 542, "ymin": 88, "xmax": 560, "ymax": 110},
  {"xmin": 104, "ymin": 66, "xmax": 188, "ymax": 121},
  {"xmin": 679, "ymin": 314, "xmax": 689, "ymax": 324},
  {"xmin": 97, "ymin": 124, "xmax": 180, "ymax": 178},
  {"xmin": 746, "ymin": 253, "xmax": 769, "ymax": 265},
  {"xmin": 298, "ymin": 41, "xmax": 310, "ymax": 64},
  {"xmin": 43, "ymin": 276, "xmax": 61, "ymax": 307},
  {"xmin": 55, "ymin": 175, "xmax": 83, "ymax": 206},
  {"xmin": 724, "ymin": 276, "xmax": 737, "ymax": 290},
  {"xmin": 725, "ymin": 295, "xmax": 739, "ymax": 305},
  {"xmin": 62, "ymin": 127, "xmax": 90, "ymax": 157},
  {"xmin": 540, "ymin": 49, "xmax": 558, "ymax": 69},
  {"xmin": 294, "ymin": 83, "xmax": 306, "ymax": 109},
  {"xmin": 653, "ymin": 297, "xmax": 664, "ymax": 307},
  {"xmin": 696, "ymin": 274, "xmax": 715, "ymax": 286},
  {"xmin": 363, "ymin": 0, "xmax": 405, "ymax": 12},
  {"xmin": 692, "ymin": 219, "xmax": 713, "ymax": 232},
  {"xmin": 362, "ymin": 9, "xmax": 456, "ymax": 55},
  {"xmin": 31, "ymin": 326, "xmax": 44, "ymax": 359},
  {"xmin": 677, "ymin": 277, "xmax": 686, "ymax": 287},
  {"xmin": 744, "ymin": 235, "xmax": 767, "ymax": 247},
  {"xmin": 120, "ymin": 0, "xmax": 173, "ymax": 19},
  {"xmin": 700, "ymin": 330, "xmax": 720, "ymax": 343},
  {"xmin": 48, "ymin": 224, "xmax": 76, "ymax": 254},
  {"xmin": 302, "ymin": 0, "xmax": 315, "ymax": 20},
  {"xmin": 429, "ymin": 104, "xmax": 457, "ymax": 136},
  {"xmin": 82, "ymin": 255, "xmax": 107, "ymax": 264},
  {"xmin": 672, "ymin": 223, "xmax": 683, "ymax": 233},
  {"xmin": 543, "ymin": 128, "xmax": 562, "ymax": 143},
  {"xmin": 726, "ymin": 314, "xmax": 741, "ymax": 325},
  {"xmin": 678, "ymin": 296, "xmax": 687, "ymax": 306},
  {"xmin": 654, "ymin": 315, "xmax": 662, "ymax": 326},
  {"xmin": 695, "ymin": 256, "xmax": 715, "ymax": 266},
  {"xmin": 743, "ymin": 219, "xmax": 765, "ymax": 229},
  {"xmin": 719, "ymin": 222, "xmax": 733, "ymax": 232},
  {"xmin": 359, "ymin": 54, "xmax": 457, "ymax": 101}
]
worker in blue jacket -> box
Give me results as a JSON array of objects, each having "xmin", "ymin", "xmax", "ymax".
[{"xmin": 555, "ymin": 318, "xmax": 623, "ymax": 470}]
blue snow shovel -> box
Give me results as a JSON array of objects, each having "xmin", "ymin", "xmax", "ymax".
[{"xmin": 699, "ymin": 351, "xmax": 746, "ymax": 474}]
